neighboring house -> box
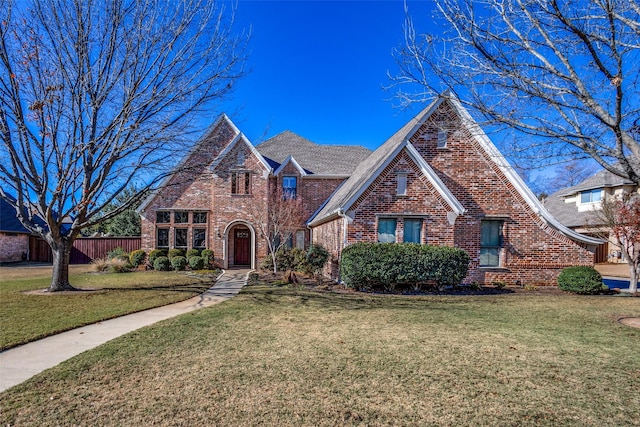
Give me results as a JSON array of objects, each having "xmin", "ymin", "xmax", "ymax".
[
  {"xmin": 0, "ymin": 191, "xmax": 47, "ymax": 263},
  {"xmin": 543, "ymin": 168, "xmax": 638, "ymax": 263},
  {"xmin": 139, "ymin": 93, "xmax": 601, "ymax": 285}
]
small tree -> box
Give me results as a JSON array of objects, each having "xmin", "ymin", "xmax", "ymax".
[
  {"xmin": 247, "ymin": 186, "xmax": 304, "ymax": 273},
  {"xmin": 596, "ymin": 194, "xmax": 640, "ymax": 293}
]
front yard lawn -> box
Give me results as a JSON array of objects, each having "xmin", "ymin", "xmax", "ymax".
[
  {"xmin": 1, "ymin": 284, "xmax": 639, "ymax": 426},
  {"xmin": 0, "ymin": 266, "xmax": 217, "ymax": 350}
]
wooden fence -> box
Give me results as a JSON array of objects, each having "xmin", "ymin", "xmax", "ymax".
[{"xmin": 29, "ymin": 236, "xmax": 141, "ymax": 264}]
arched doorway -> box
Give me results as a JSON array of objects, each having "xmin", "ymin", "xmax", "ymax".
[{"xmin": 223, "ymin": 221, "xmax": 256, "ymax": 269}]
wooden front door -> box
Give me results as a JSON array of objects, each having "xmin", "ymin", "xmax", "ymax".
[{"xmin": 234, "ymin": 229, "xmax": 251, "ymax": 265}]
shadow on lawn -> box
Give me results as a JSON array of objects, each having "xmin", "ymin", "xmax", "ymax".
[{"xmin": 241, "ymin": 286, "xmax": 489, "ymax": 312}]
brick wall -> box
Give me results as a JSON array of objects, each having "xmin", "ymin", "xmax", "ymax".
[{"xmin": 0, "ymin": 233, "xmax": 28, "ymax": 262}]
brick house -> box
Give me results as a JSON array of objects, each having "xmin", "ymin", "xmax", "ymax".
[
  {"xmin": 139, "ymin": 93, "xmax": 600, "ymax": 284},
  {"xmin": 0, "ymin": 190, "xmax": 49, "ymax": 263}
]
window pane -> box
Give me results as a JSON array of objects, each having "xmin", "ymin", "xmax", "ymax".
[
  {"xmin": 231, "ymin": 173, "xmax": 237, "ymax": 194},
  {"xmin": 193, "ymin": 229, "xmax": 206, "ymax": 248},
  {"xmin": 174, "ymin": 211, "xmax": 188, "ymax": 223},
  {"xmin": 480, "ymin": 221, "xmax": 501, "ymax": 246},
  {"xmin": 397, "ymin": 174, "xmax": 407, "ymax": 196},
  {"xmin": 193, "ymin": 212, "xmax": 207, "ymax": 224},
  {"xmin": 377, "ymin": 218, "xmax": 396, "ymax": 243},
  {"xmin": 283, "ymin": 176, "xmax": 297, "ymax": 199},
  {"xmin": 404, "ymin": 219, "xmax": 422, "ymax": 243},
  {"xmin": 157, "ymin": 228, "xmax": 169, "ymax": 247},
  {"xmin": 156, "ymin": 212, "xmax": 170, "ymax": 223},
  {"xmin": 480, "ymin": 248, "xmax": 500, "ymax": 267},
  {"xmin": 244, "ymin": 172, "xmax": 251, "ymax": 194},
  {"xmin": 592, "ymin": 190, "xmax": 602, "ymax": 202},
  {"xmin": 296, "ymin": 230, "xmax": 305, "ymax": 249},
  {"xmin": 175, "ymin": 229, "xmax": 187, "ymax": 247},
  {"xmin": 437, "ymin": 130, "xmax": 447, "ymax": 148}
]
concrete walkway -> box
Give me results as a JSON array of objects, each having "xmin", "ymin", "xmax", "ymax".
[{"xmin": 0, "ymin": 269, "xmax": 251, "ymax": 393}]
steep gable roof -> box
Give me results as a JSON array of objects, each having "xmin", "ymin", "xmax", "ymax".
[
  {"xmin": 256, "ymin": 131, "xmax": 371, "ymax": 176},
  {"xmin": 309, "ymin": 98, "xmax": 465, "ymax": 226},
  {"xmin": 0, "ymin": 190, "xmax": 48, "ymax": 233},
  {"xmin": 309, "ymin": 93, "xmax": 602, "ymax": 246}
]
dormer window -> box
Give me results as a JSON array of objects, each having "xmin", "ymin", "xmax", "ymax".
[{"xmin": 580, "ymin": 189, "xmax": 602, "ymax": 204}]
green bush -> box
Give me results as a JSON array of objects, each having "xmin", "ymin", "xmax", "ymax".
[
  {"xmin": 290, "ymin": 248, "xmax": 308, "ymax": 271},
  {"xmin": 168, "ymin": 248, "xmax": 184, "ymax": 260},
  {"xmin": 557, "ymin": 266, "xmax": 604, "ymax": 294},
  {"xmin": 171, "ymin": 256, "xmax": 187, "ymax": 271},
  {"xmin": 306, "ymin": 245, "xmax": 330, "ymax": 276},
  {"xmin": 148, "ymin": 249, "xmax": 167, "ymax": 266},
  {"xmin": 188, "ymin": 256, "xmax": 205, "ymax": 270},
  {"xmin": 340, "ymin": 243, "xmax": 470, "ymax": 292},
  {"xmin": 107, "ymin": 246, "xmax": 128, "ymax": 260},
  {"xmin": 186, "ymin": 249, "xmax": 200, "ymax": 259},
  {"xmin": 153, "ymin": 256, "xmax": 171, "ymax": 271},
  {"xmin": 129, "ymin": 250, "xmax": 147, "ymax": 268},
  {"xmin": 201, "ymin": 249, "xmax": 214, "ymax": 268}
]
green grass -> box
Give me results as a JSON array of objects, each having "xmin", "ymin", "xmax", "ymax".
[
  {"xmin": 1, "ymin": 285, "xmax": 639, "ymax": 426},
  {"xmin": 0, "ymin": 267, "xmax": 217, "ymax": 350}
]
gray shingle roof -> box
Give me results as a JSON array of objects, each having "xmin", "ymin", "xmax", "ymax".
[
  {"xmin": 256, "ymin": 131, "xmax": 371, "ymax": 176},
  {"xmin": 558, "ymin": 168, "xmax": 634, "ymax": 196},
  {"xmin": 308, "ymin": 103, "xmax": 433, "ymax": 225}
]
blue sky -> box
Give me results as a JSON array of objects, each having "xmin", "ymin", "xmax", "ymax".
[{"xmin": 219, "ymin": 0, "xmax": 436, "ymax": 149}]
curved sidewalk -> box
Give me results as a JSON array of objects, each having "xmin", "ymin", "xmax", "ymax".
[{"xmin": 0, "ymin": 268, "xmax": 251, "ymax": 393}]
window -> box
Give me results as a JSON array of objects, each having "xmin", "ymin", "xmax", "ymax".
[
  {"xmin": 193, "ymin": 228, "xmax": 206, "ymax": 248},
  {"xmin": 156, "ymin": 211, "xmax": 170, "ymax": 223},
  {"xmin": 174, "ymin": 211, "xmax": 189, "ymax": 223},
  {"xmin": 377, "ymin": 218, "xmax": 397, "ymax": 243},
  {"xmin": 437, "ymin": 130, "xmax": 448, "ymax": 148},
  {"xmin": 157, "ymin": 228, "xmax": 169, "ymax": 247},
  {"xmin": 283, "ymin": 176, "xmax": 297, "ymax": 199},
  {"xmin": 296, "ymin": 230, "xmax": 305, "ymax": 249},
  {"xmin": 404, "ymin": 219, "xmax": 422, "ymax": 243},
  {"xmin": 397, "ymin": 173, "xmax": 408, "ymax": 196},
  {"xmin": 480, "ymin": 220, "xmax": 503, "ymax": 267},
  {"xmin": 580, "ymin": 189, "xmax": 602, "ymax": 204},
  {"xmin": 193, "ymin": 212, "xmax": 207, "ymax": 224},
  {"xmin": 175, "ymin": 229, "xmax": 188, "ymax": 248},
  {"xmin": 232, "ymin": 172, "xmax": 251, "ymax": 195}
]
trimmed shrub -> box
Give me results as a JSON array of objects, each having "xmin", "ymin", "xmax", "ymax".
[
  {"xmin": 153, "ymin": 256, "xmax": 171, "ymax": 271},
  {"xmin": 558, "ymin": 266, "xmax": 604, "ymax": 294},
  {"xmin": 260, "ymin": 255, "xmax": 274, "ymax": 271},
  {"xmin": 168, "ymin": 248, "xmax": 184, "ymax": 260},
  {"xmin": 171, "ymin": 256, "xmax": 187, "ymax": 271},
  {"xmin": 129, "ymin": 250, "xmax": 147, "ymax": 268},
  {"xmin": 186, "ymin": 249, "xmax": 200, "ymax": 259},
  {"xmin": 201, "ymin": 249, "xmax": 214, "ymax": 268},
  {"xmin": 306, "ymin": 245, "xmax": 330, "ymax": 276},
  {"xmin": 188, "ymin": 256, "xmax": 205, "ymax": 270},
  {"xmin": 107, "ymin": 246, "xmax": 127, "ymax": 260},
  {"xmin": 148, "ymin": 249, "xmax": 167, "ymax": 266},
  {"xmin": 340, "ymin": 243, "xmax": 470, "ymax": 292},
  {"xmin": 290, "ymin": 248, "xmax": 308, "ymax": 271}
]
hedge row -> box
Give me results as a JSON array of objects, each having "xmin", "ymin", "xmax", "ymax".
[
  {"xmin": 340, "ymin": 243, "xmax": 470, "ymax": 291},
  {"xmin": 96, "ymin": 247, "xmax": 215, "ymax": 272},
  {"xmin": 260, "ymin": 245, "xmax": 330, "ymax": 276}
]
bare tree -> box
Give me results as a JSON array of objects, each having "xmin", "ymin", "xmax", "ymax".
[
  {"xmin": 246, "ymin": 186, "xmax": 305, "ymax": 273},
  {"xmin": 0, "ymin": 0, "xmax": 247, "ymax": 291},
  {"xmin": 596, "ymin": 194, "xmax": 640, "ymax": 293},
  {"xmin": 392, "ymin": 0, "xmax": 640, "ymax": 182}
]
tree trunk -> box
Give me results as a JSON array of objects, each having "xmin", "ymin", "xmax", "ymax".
[
  {"xmin": 630, "ymin": 264, "xmax": 639, "ymax": 294},
  {"xmin": 48, "ymin": 238, "xmax": 76, "ymax": 292}
]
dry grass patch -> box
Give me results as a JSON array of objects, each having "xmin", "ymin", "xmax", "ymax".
[{"xmin": 1, "ymin": 286, "xmax": 639, "ymax": 426}]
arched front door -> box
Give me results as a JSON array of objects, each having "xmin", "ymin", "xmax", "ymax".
[{"xmin": 234, "ymin": 228, "xmax": 251, "ymax": 266}]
